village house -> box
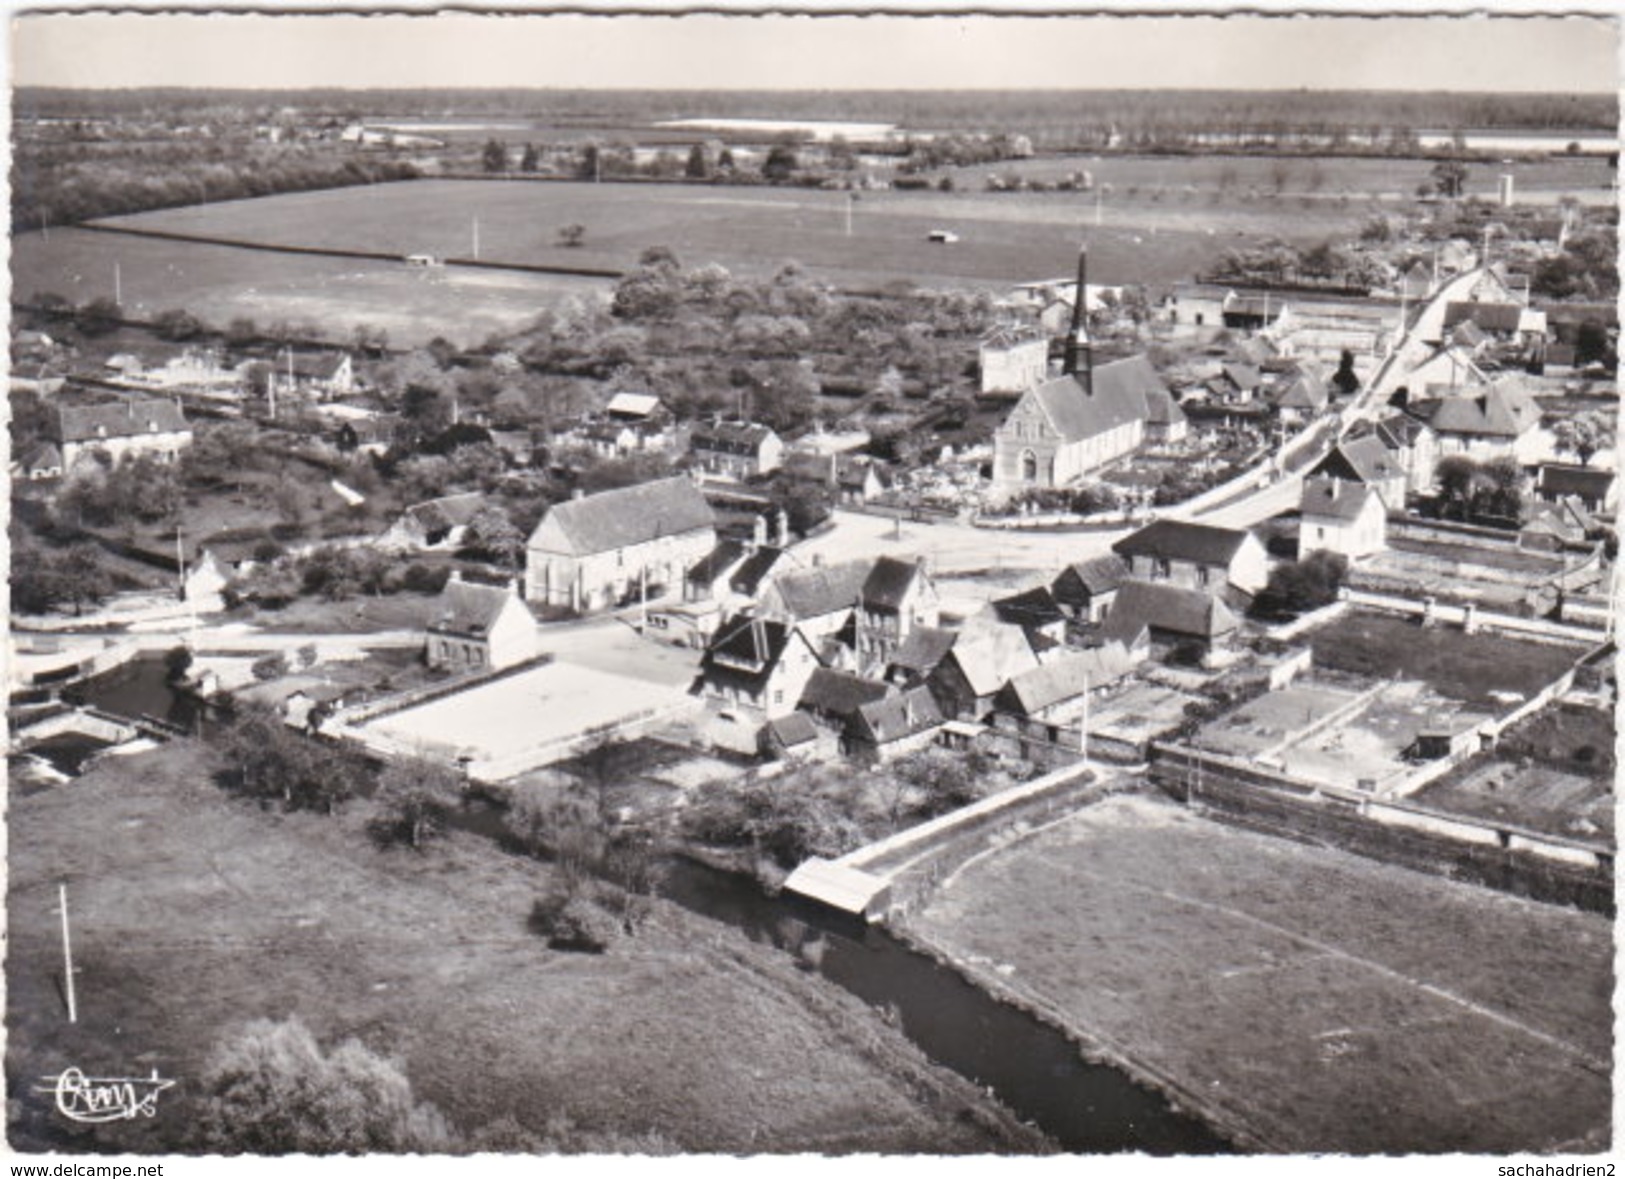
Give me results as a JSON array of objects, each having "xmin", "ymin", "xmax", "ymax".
[
  {"xmin": 1299, "ymin": 476, "xmax": 1388, "ymax": 560},
  {"xmin": 265, "ymin": 351, "xmax": 356, "ymax": 402},
  {"xmin": 843, "ymin": 686, "xmax": 945, "ymax": 764},
  {"xmin": 1518, "ymin": 497, "xmax": 1596, "ymax": 552},
  {"xmin": 798, "ymin": 667, "xmax": 895, "ymax": 733},
  {"xmin": 377, "ymin": 492, "xmax": 486, "ymax": 553},
  {"xmin": 1402, "ymin": 345, "xmax": 1490, "ymax": 397},
  {"xmin": 979, "ymin": 326, "xmax": 1050, "ymax": 397},
  {"xmin": 990, "ymin": 641, "xmax": 1141, "ymax": 759},
  {"xmin": 689, "ymin": 420, "xmax": 784, "ymax": 480},
  {"xmin": 756, "ymin": 558, "xmax": 874, "ymax": 643},
  {"xmin": 1409, "ymin": 381, "xmax": 1543, "ymax": 464},
  {"xmin": 925, "ymin": 616, "xmax": 1042, "ymax": 721},
  {"xmin": 1264, "ymin": 365, "xmax": 1329, "ymax": 428},
  {"xmin": 684, "ymin": 539, "xmax": 749, "ymax": 604},
  {"xmin": 1112, "ymin": 520, "xmax": 1269, "ymax": 597},
  {"xmin": 182, "ymin": 551, "xmax": 231, "ymax": 608},
  {"xmin": 781, "ymin": 451, "xmax": 889, "ymax": 505},
  {"xmin": 1536, "ymin": 464, "xmax": 1616, "ymax": 516},
  {"xmin": 525, "ymin": 476, "xmax": 717, "ymax": 612},
  {"xmin": 884, "ymin": 625, "xmax": 959, "ymax": 690},
  {"xmin": 762, "ymin": 711, "xmax": 831, "ymax": 761},
  {"xmin": 335, "ymin": 415, "xmax": 400, "ymax": 458},
  {"xmin": 1100, "ymin": 580, "xmax": 1240, "ymax": 658},
  {"xmin": 988, "ymin": 586, "xmax": 1069, "ymax": 647},
  {"xmin": 992, "ymin": 353, "xmax": 1178, "ymax": 492},
  {"xmin": 696, "ymin": 614, "xmax": 822, "ymax": 754},
  {"xmin": 1440, "ymin": 302, "xmax": 1548, "ymax": 355},
  {"xmin": 1311, "ymin": 433, "xmax": 1410, "ymax": 510},
  {"xmin": 1365, "ymin": 414, "xmax": 1440, "ymax": 498},
  {"xmin": 425, "ymin": 573, "xmax": 539, "ymax": 673},
  {"xmin": 855, "ymin": 557, "xmax": 940, "ymax": 671},
  {"xmin": 54, "ymin": 398, "xmax": 193, "ymax": 469},
  {"xmin": 1051, "ymin": 554, "xmax": 1131, "ymax": 624}
]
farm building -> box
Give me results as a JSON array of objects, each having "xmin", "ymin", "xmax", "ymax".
[
  {"xmin": 524, "ymin": 477, "xmax": 717, "ymax": 612},
  {"xmin": 689, "ymin": 420, "xmax": 784, "ymax": 480},
  {"xmin": 1410, "ymin": 381, "xmax": 1542, "ymax": 463},
  {"xmin": 1402, "ymin": 345, "xmax": 1490, "ymax": 397},
  {"xmin": 979, "ymin": 326, "xmax": 1050, "ymax": 397},
  {"xmin": 268, "ymin": 351, "xmax": 355, "ymax": 401},
  {"xmin": 695, "ymin": 614, "xmax": 822, "ymax": 754},
  {"xmin": 994, "ymin": 641, "xmax": 1141, "ymax": 729},
  {"xmin": 926, "ymin": 615, "xmax": 1043, "ymax": 721},
  {"xmin": 885, "ymin": 625, "xmax": 959, "ymax": 689},
  {"xmin": 1112, "ymin": 520, "xmax": 1269, "ymax": 596},
  {"xmin": 798, "ymin": 667, "xmax": 895, "ymax": 732},
  {"xmin": 1052, "ymin": 554, "xmax": 1132, "ymax": 624},
  {"xmin": 53, "ymin": 398, "xmax": 192, "ymax": 469},
  {"xmin": 992, "ymin": 354, "xmax": 1177, "ymax": 492},
  {"xmin": 425, "ymin": 573, "xmax": 538, "ymax": 673},
  {"xmin": 988, "ymin": 586, "xmax": 1069, "ymax": 646},
  {"xmin": 1299, "ymin": 476, "xmax": 1388, "ymax": 560},
  {"xmin": 1100, "ymin": 580, "xmax": 1240, "ymax": 656}
]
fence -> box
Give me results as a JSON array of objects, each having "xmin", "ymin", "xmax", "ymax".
[{"xmin": 1342, "ymin": 588, "xmax": 1607, "ymax": 643}]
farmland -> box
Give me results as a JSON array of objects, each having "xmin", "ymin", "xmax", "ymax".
[
  {"xmin": 903, "ymin": 793, "xmax": 1613, "ymax": 1154},
  {"xmin": 6, "ymin": 741, "xmax": 1040, "ymax": 1155},
  {"xmin": 11, "ymin": 225, "xmax": 611, "ymax": 348}
]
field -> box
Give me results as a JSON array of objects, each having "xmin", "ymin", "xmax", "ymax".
[
  {"xmin": 84, "ymin": 176, "xmax": 1368, "ymax": 293},
  {"xmin": 5, "ymin": 741, "xmax": 1037, "ymax": 1155},
  {"xmin": 1306, "ymin": 611, "xmax": 1586, "ymax": 705},
  {"xmin": 12, "ymin": 226, "xmax": 610, "ymax": 348},
  {"xmin": 904, "ymin": 793, "xmax": 1613, "ymax": 1154}
]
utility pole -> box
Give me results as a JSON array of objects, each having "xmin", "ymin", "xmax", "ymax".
[
  {"xmin": 114, "ymin": 261, "xmax": 122, "ymax": 306},
  {"xmin": 472, "ymin": 216, "xmax": 480, "ymax": 261},
  {"xmin": 59, "ymin": 883, "xmax": 76, "ymax": 1024},
  {"xmin": 845, "ymin": 192, "xmax": 854, "ymax": 238},
  {"xmin": 1078, "ymin": 673, "xmax": 1090, "ymax": 771}
]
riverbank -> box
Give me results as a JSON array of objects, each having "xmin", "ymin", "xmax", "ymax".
[
  {"xmin": 6, "ymin": 740, "xmax": 1049, "ymax": 1155},
  {"xmin": 895, "ymin": 793, "xmax": 1612, "ymax": 1154}
]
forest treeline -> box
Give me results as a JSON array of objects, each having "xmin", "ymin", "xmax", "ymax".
[{"xmin": 18, "ymin": 86, "xmax": 1616, "ymax": 135}]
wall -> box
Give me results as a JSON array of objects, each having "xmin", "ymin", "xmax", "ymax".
[{"xmin": 1343, "ymin": 588, "xmax": 1606, "ymax": 643}]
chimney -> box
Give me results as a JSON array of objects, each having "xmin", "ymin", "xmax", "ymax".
[
  {"xmin": 1331, "ymin": 476, "xmax": 1341, "ymax": 499},
  {"xmin": 776, "ymin": 507, "xmax": 790, "ymax": 547},
  {"xmin": 572, "ymin": 487, "xmax": 586, "ymax": 500}
]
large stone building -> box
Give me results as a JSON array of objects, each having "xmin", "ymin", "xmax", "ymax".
[
  {"xmin": 525, "ymin": 477, "xmax": 716, "ymax": 611},
  {"xmin": 992, "ymin": 354, "xmax": 1180, "ymax": 492},
  {"xmin": 54, "ymin": 398, "xmax": 192, "ymax": 470}
]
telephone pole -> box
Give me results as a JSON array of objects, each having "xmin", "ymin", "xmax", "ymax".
[{"xmin": 59, "ymin": 883, "xmax": 77, "ymax": 1023}]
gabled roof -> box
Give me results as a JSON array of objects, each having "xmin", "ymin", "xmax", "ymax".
[
  {"xmin": 729, "ymin": 546, "xmax": 787, "ymax": 597},
  {"xmin": 945, "ymin": 617, "xmax": 1042, "ymax": 697},
  {"xmin": 1267, "ymin": 371, "xmax": 1327, "ymax": 412},
  {"xmin": 1113, "ymin": 520, "xmax": 1254, "ymax": 568},
  {"xmin": 999, "ymin": 642, "xmax": 1137, "ymax": 716},
  {"xmin": 691, "ymin": 419, "xmax": 778, "ymax": 455},
  {"xmin": 766, "ymin": 559, "xmax": 872, "ymax": 620},
  {"xmin": 1416, "ymin": 383, "xmax": 1540, "ymax": 439},
  {"xmin": 405, "ymin": 492, "xmax": 485, "ymax": 533},
  {"xmin": 1143, "ymin": 387, "xmax": 1187, "ymax": 427},
  {"xmin": 990, "ymin": 586, "xmax": 1067, "ymax": 631},
  {"xmin": 862, "ymin": 556, "xmax": 926, "ymax": 613},
  {"xmin": 532, "ymin": 477, "xmax": 714, "ymax": 556},
  {"xmin": 428, "ymin": 577, "xmax": 527, "ymax": 639},
  {"xmin": 1100, "ymin": 580, "xmax": 1239, "ymax": 643},
  {"xmin": 1300, "ymin": 475, "xmax": 1381, "ymax": 522},
  {"xmin": 849, "ymin": 685, "xmax": 943, "ymax": 746},
  {"xmin": 1538, "ymin": 463, "xmax": 1614, "ymax": 501},
  {"xmin": 1314, "ymin": 436, "xmax": 1405, "ymax": 488},
  {"xmin": 1521, "ymin": 496, "xmax": 1595, "ymax": 538},
  {"xmin": 605, "ymin": 391, "xmax": 662, "ymax": 419},
  {"xmin": 782, "ymin": 451, "xmax": 836, "ymax": 483},
  {"xmin": 1016, "ymin": 354, "xmax": 1167, "ymax": 445},
  {"xmin": 701, "ymin": 615, "xmax": 799, "ymax": 693},
  {"xmin": 1054, "ymin": 553, "xmax": 1132, "ymax": 600},
  {"xmin": 799, "ymin": 667, "xmax": 893, "ymax": 719},
  {"xmin": 981, "ymin": 325, "xmax": 1045, "ymax": 351},
  {"xmin": 836, "ymin": 454, "xmax": 887, "ymax": 490},
  {"xmin": 56, "ymin": 398, "xmax": 189, "ymax": 443},
  {"xmin": 766, "ymin": 711, "xmax": 820, "ymax": 749},
  {"xmin": 19, "ymin": 441, "xmax": 62, "ymax": 472},
  {"xmin": 687, "ymin": 540, "xmax": 747, "ymax": 586},
  {"xmin": 1370, "ymin": 413, "xmax": 1432, "ymax": 452},
  {"xmin": 1218, "ymin": 361, "xmax": 1261, "ymax": 391},
  {"xmin": 888, "ymin": 625, "xmax": 958, "ymax": 676}
]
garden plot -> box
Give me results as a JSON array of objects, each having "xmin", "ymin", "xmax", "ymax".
[
  {"xmin": 1348, "ymin": 539, "xmax": 1567, "ymax": 611},
  {"xmin": 1089, "ymin": 679, "xmax": 1204, "ymax": 759}
]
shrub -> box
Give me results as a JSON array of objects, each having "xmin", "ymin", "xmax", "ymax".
[
  {"xmin": 529, "ymin": 891, "xmax": 619, "ymax": 953},
  {"xmin": 251, "ymin": 652, "xmax": 289, "ymax": 681}
]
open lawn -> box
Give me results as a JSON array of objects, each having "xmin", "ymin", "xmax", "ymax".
[
  {"xmin": 86, "ymin": 177, "xmax": 1363, "ymax": 292},
  {"xmin": 1307, "ymin": 611, "xmax": 1586, "ymax": 706},
  {"xmin": 904, "ymin": 793, "xmax": 1612, "ymax": 1154},
  {"xmin": 13, "ymin": 227, "xmax": 609, "ymax": 349},
  {"xmin": 6, "ymin": 741, "xmax": 1037, "ymax": 1155}
]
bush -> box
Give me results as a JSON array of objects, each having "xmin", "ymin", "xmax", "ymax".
[
  {"xmin": 529, "ymin": 891, "xmax": 619, "ymax": 953},
  {"xmin": 251, "ymin": 652, "xmax": 289, "ymax": 681},
  {"xmin": 401, "ymin": 562, "xmax": 451, "ymax": 595}
]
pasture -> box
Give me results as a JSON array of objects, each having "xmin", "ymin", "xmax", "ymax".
[
  {"xmin": 906, "ymin": 793, "xmax": 1613, "ymax": 1154},
  {"xmin": 12, "ymin": 226, "xmax": 610, "ymax": 348},
  {"xmin": 6, "ymin": 741, "xmax": 1032, "ymax": 1155},
  {"xmin": 87, "ymin": 176, "xmax": 1363, "ymax": 292}
]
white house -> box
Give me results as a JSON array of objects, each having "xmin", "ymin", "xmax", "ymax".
[
  {"xmin": 54, "ymin": 399, "xmax": 193, "ymax": 469},
  {"xmin": 979, "ymin": 327, "xmax": 1050, "ymax": 397},
  {"xmin": 1299, "ymin": 476, "xmax": 1388, "ymax": 560},
  {"xmin": 689, "ymin": 420, "xmax": 784, "ymax": 480},
  {"xmin": 696, "ymin": 615, "xmax": 823, "ymax": 754},
  {"xmin": 425, "ymin": 573, "xmax": 539, "ymax": 672}
]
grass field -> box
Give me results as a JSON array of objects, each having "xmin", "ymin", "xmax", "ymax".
[
  {"xmin": 905, "ymin": 793, "xmax": 1613, "ymax": 1154},
  {"xmin": 12, "ymin": 226, "xmax": 609, "ymax": 348},
  {"xmin": 85, "ymin": 176, "xmax": 1367, "ymax": 292},
  {"xmin": 1307, "ymin": 611, "xmax": 1586, "ymax": 705},
  {"xmin": 6, "ymin": 741, "xmax": 1037, "ymax": 1155}
]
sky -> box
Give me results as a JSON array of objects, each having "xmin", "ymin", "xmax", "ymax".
[{"xmin": 8, "ymin": 6, "xmax": 1621, "ymax": 93}]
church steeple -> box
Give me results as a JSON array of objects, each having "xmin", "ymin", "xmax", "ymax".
[{"xmin": 1063, "ymin": 246, "xmax": 1093, "ymax": 396}]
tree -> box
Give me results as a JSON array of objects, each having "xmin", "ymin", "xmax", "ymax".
[
  {"xmin": 684, "ymin": 143, "xmax": 709, "ymax": 180},
  {"xmin": 153, "ymin": 307, "xmax": 206, "ymax": 342},
  {"xmin": 1332, "ymin": 350, "xmax": 1360, "ymax": 397},
  {"xmin": 557, "ymin": 223, "xmax": 586, "ymax": 249},
  {"xmin": 1435, "ymin": 454, "xmax": 1482, "ymax": 516},
  {"xmin": 192, "ymin": 1017, "xmax": 456, "ymax": 1154},
  {"xmin": 225, "ymin": 316, "xmax": 259, "ymax": 348},
  {"xmin": 1431, "ymin": 159, "xmax": 1468, "ymax": 199},
  {"xmin": 762, "ymin": 144, "xmax": 799, "ymax": 183},
  {"xmin": 216, "ymin": 703, "xmax": 369, "ymax": 814},
  {"xmin": 1553, "ymin": 410, "xmax": 1615, "ymax": 466},
  {"xmin": 481, "ymin": 138, "xmax": 508, "ymax": 173},
  {"xmin": 1250, "ymin": 550, "xmax": 1349, "ymax": 619},
  {"xmin": 75, "ymin": 296, "xmax": 123, "ymax": 336},
  {"xmin": 1575, "ymin": 321, "xmax": 1613, "ymax": 368},
  {"xmin": 519, "ymin": 142, "xmax": 540, "ymax": 172},
  {"xmin": 463, "ymin": 505, "xmax": 524, "ymax": 566},
  {"xmin": 373, "ymin": 756, "xmax": 464, "ymax": 850}
]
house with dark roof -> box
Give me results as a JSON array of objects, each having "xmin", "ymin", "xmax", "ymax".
[
  {"xmin": 992, "ymin": 354, "xmax": 1178, "ymax": 493},
  {"xmin": 684, "ymin": 540, "xmax": 748, "ymax": 603},
  {"xmin": 728, "ymin": 546, "xmax": 788, "ymax": 600},
  {"xmin": 697, "ymin": 614, "xmax": 822, "ymax": 754},
  {"xmin": 844, "ymin": 685, "xmax": 945, "ymax": 764},
  {"xmin": 1112, "ymin": 520, "xmax": 1268, "ymax": 596},
  {"xmin": 425, "ymin": 573, "xmax": 538, "ymax": 672},
  {"xmin": 1311, "ymin": 434, "xmax": 1409, "ymax": 510},
  {"xmin": 13, "ymin": 441, "xmax": 63, "ymax": 482},
  {"xmin": 989, "ymin": 586, "xmax": 1068, "ymax": 645},
  {"xmin": 377, "ymin": 492, "xmax": 486, "ymax": 552},
  {"xmin": 885, "ymin": 625, "xmax": 958, "ymax": 689},
  {"xmin": 1299, "ymin": 476, "xmax": 1387, "ymax": 560},
  {"xmin": 926, "ymin": 615, "xmax": 1042, "ymax": 721},
  {"xmin": 757, "ymin": 558, "xmax": 873, "ymax": 640},
  {"xmin": 1263, "ymin": 365, "xmax": 1329, "ymax": 428},
  {"xmin": 762, "ymin": 711, "xmax": 830, "ymax": 761},
  {"xmin": 856, "ymin": 557, "xmax": 939, "ymax": 670},
  {"xmin": 781, "ymin": 451, "xmax": 888, "ymax": 505},
  {"xmin": 1052, "ymin": 554, "xmax": 1131, "ymax": 624},
  {"xmin": 1363, "ymin": 414, "xmax": 1440, "ymax": 499},
  {"xmin": 798, "ymin": 667, "xmax": 895, "ymax": 731},
  {"xmin": 525, "ymin": 477, "xmax": 717, "ymax": 611},
  {"xmin": 54, "ymin": 398, "xmax": 192, "ymax": 469},
  {"xmin": 1100, "ymin": 580, "xmax": 1240, "ymax": 655},
  {"xmin": 1410, "ymin": 381, "xmax": 1542, "ymax": 463},
  {"xmin": 1536, "ymin": 464, "xmax": 1616, "ymax": 515},
  {"xmin": 689, "ymin": 419, "xmax": 784, "ymax": 480},
  {"xmin": 990, "ymin": 641, "xmax": 1140, "ymax": 763}
]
